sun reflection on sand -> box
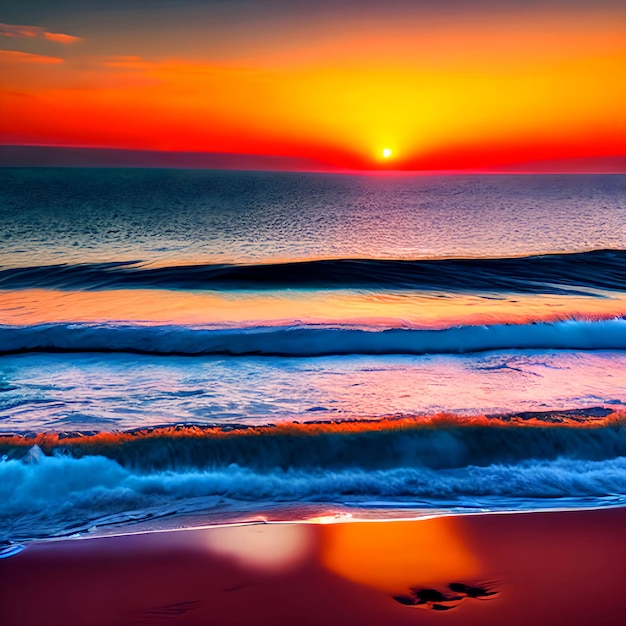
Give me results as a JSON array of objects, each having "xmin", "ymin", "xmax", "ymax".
[{"xmin": 320, "ymin": 517, "xmax": 481, "ymax": 593}]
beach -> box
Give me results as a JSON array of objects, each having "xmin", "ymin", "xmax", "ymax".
[
  {"xmin": 1, "ymin": 507, "xmax": 625, "ymax": 626},
  {"xmin": 1, "ymin": 169, "xmax": 625, "ymax": 625},
  {"xmin": 2, "ymin": 0, "xmax": 625, "ymax": 622}
]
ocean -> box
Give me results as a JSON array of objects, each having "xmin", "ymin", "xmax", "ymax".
[{"xmin": 1, "ymin": 168, "xmax": 625, "ymax": 548}]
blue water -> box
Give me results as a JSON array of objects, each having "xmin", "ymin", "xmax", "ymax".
[
  {"xmin": 2, "ymin": 169, "xmax": 625, "ymax": 267},
  {"xmin": 1, "ymin": 168, "xmax": 625, "ymax": 542}
]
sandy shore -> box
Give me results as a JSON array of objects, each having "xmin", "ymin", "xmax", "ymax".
[{"xmin": 1, "ymin": 507, "xmax": 625, "ymax": 625}]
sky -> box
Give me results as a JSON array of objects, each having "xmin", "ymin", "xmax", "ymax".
[{"xmin": 0, "ymin": 0, "xmax": 625, "ymax": 170}]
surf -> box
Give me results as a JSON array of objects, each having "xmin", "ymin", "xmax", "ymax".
[{"xmin": 2, "ymin": 318, "xmax": 626, "ymax": 356}]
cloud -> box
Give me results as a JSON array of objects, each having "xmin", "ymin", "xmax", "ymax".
[
  {"xmin": 0, "ymin": 24, "xmax": 39, "ymax": 38},
  {"xmin": 0, "ymin": 23, "xmax": 81, "ymax": 44},
  {"xmin": 43, "ymin": 32, "xmax": 82, "ymax": 44},
  {"xmin": 103, "ymin": 56, "xmax": 150, "ymax": 70},
  {"xmin": 0, "ymin": 50, "xmax": 63, "ymax": 65},
  {"xmin": 101, "ymin": 55, "xmax": 256, "ymax": 78}
]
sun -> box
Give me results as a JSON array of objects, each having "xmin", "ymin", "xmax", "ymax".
[{"xmin": 382, "ymin": 148, "xmax": 392, "ymax": 159}]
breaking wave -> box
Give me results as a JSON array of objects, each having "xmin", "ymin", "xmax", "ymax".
[
  {"xmin": 2, "ymin": 318, "xmax": 626, "ymax": 356},
  {"xmin": 2, "ymin": 412, "xmax": 625, "ymax": 469},
  {"xmin": 2, "ymin": 403, "xmax": 625, "ymax": 542},
  {"xmin": 1, "ymin": 446, "xmax": 625, "ymax": 541}
]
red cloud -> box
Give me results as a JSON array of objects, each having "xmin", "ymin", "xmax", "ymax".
[
  {"xmin": 0, "ymin": 22, "xmax": 81, "ymax": 44},
  {"xmin": 0, "ymin": 24, "xmax": 39, "ymax": 38},
  {"xmin": 43, "ymin": 32, "xmax": 82, "ymax": 44},
  {"xmin": 0, "ymin": 50, "xmax": 63, "ymax": 64}
]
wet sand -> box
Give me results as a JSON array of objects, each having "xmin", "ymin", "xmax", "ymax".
[{"xmin": 1, "ymin": 507, "xmax": 625, "ymax": 625}]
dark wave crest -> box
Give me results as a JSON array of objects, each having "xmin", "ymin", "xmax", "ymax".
[
  {"xmin": 3, "ymin": 412, "xmax": 624, "ymax": 471},
  {"xmin": 1, "ymin": 249, "xmax": 625, "ymax": 294}
]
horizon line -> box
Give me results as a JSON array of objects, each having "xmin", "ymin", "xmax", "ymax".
[{"xmin": 1, "ymin": 145, "xmax": 625, "ymax": 175}]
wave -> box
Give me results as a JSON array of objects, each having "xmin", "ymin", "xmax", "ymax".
[
  {"xmin": 3, "ymin": 414, "xmax": 624, "ymax": 540},
  {"xmin": 2, "ymin": 452, "xmax": 625, "ymax": 541},
  {"xmin": 2, "ymin": 318, "xmax": 626, "ymax": 356},
  {"xmin": 2, "ymin": 412, "xmax": 624, "ymax": 471},
  {"xmin": 1, "ymin": 249, "xmax": 626, "ymax": 294}
]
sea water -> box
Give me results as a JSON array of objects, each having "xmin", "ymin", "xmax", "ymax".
[{"xmin": 1, "ymin": 168, "xmax": 625, "ymax": 542}]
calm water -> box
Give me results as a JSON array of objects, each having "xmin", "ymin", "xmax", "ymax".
[
  {"xmin": 1, "ymin": 168, "xmax": 625, "ymax": 543},
  {"xmin": 2, "ymin": 169, "xmax": 625, "ymax": 267}
]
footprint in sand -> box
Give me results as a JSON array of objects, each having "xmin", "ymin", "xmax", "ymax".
[
  {"xmin": 449, "ymin": 581, "xmax": 499, "ymax": 599},
  {"xmin": 393, "ymin": 581, "xmax": 499, "ymax": 611}
]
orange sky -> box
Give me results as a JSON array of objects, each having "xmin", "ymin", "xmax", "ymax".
[{"xmin": 1, "ymin": 2, "xmax": 625, "ymax": 169}]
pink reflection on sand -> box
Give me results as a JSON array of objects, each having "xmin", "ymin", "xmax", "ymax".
[{"xmin": 204, "ymin": 523, "xmax": 313, "ymax": 573}]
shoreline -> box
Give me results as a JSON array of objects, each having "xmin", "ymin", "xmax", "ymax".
[
  {"xmin": 1, "ymin": 506, "xmax": 624, "ymax": 625},
  {"xmin": 16, "ymin": 500, "xmax": 626, "ymax": 543}
]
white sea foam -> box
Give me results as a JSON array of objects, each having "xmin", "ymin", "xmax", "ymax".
[{"xmin": 1, "ymin": 452, "xmax": 625, "ymax": 541}]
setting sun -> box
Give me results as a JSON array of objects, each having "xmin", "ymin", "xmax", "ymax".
[{"xmin": 382, "ymin": 148, "xmax": 393, "ymax": 159}]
